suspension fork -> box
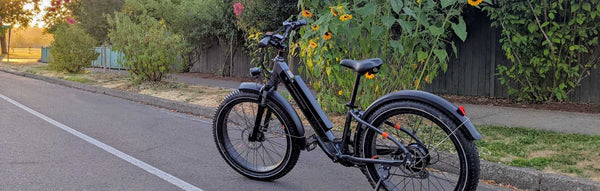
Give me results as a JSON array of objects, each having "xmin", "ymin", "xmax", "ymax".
[{"xmin": 248, "ymin": 81, "xmax": 276, "ymax": 142}]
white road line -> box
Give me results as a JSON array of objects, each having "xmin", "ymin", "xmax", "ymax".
[{"xmin": 0, "ymin": 93, "xmax": 203, "ymax": 191}]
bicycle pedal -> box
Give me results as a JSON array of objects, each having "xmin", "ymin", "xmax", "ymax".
[{"xmin": 305, "ymin": 134, "xmax": 318, "ymax": 152}]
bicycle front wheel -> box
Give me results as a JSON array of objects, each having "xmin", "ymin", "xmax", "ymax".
[
  {"xmin": 358, "ymin": 101, "xmax": 480, "ymax": 191},
  {"xmin": 213, "ymin": 90, "xmax": 300, "ymax": 180}
]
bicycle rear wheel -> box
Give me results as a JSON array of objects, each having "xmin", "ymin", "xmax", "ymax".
[
  {"xmin": 213, "ymin": 91, "xmax": 300, "ymax": 180},
  {"xmin": 358, "ymin": 101, "xmax": 479, "ymax": 191}
]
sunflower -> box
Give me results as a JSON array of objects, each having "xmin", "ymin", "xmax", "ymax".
[
  {"xmin": 365, "ymin": 72, "xmax": 375, "ymax": 79},
  {"xmin": 340, "ymin": 14, "xmax": 353, "ymax": 21},
  {"xmin": 302, "ymin": 10, "xmax": 313, "ymax": 18},
  {"xmin": 309, "ymin": 40, "xmax": 317, "ymax": 48},
  {"xmin": 467, "ymin": 0, "xmax": 483, "ymax": 6},
  {"xmin": 323, "ymin": 32, "xmax": 332, "ymax": 40},
  {"xmin": 311, "ymin": 24, "xmax": 319, "ymax": 31},
  {"xmin": 329, "ymin": 7, "xmax": 338, "ymax": 16}
]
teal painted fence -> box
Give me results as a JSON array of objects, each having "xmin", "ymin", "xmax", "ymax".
[
  {"xmin": 40, "ymin": 47, "xmax": 50, "ymax": 63},
  {"xmin": 91, "ymin": 47, "xmax": 125, "ymax": 69},
  {"xmin": 40, "ymin": 46, "xmax": 126, "ymax": 69}
]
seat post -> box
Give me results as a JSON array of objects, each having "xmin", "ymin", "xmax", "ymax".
[{"xmin": 347, "ymin": 73, "xmax": 362, "ymax": 108}]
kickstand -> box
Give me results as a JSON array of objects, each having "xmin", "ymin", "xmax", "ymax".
[
  {"xmin": 374, "ymin": 178, "xmax": 383, "ymax": 190},
  {"xmin": 374, "ymin": 167, "xmax": 390, "ymax": 190}
]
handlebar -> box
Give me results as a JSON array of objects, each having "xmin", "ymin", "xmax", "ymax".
[{"xmin": 258, "ymin": 19, "xmax": 307, "ymax": 49}]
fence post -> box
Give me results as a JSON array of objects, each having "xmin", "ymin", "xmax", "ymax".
[{"xmin": 102, "ymin": 44, "xmax": 107, "ymax": 72}]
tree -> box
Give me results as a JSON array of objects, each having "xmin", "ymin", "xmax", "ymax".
[
  {"xmin": 108, "ymin": 12, "xmax": 184, "ymax": 82},
  {"xmin": 73, "ymin": 0, "xmax": 125, "ymax": 44},
  {"xmin": 49, "ymin": 24, "xmax": 98, "ymax": 73},
  {"xmin": 0, "ymin": 0, "xmax": 41, "ymax": 54}
]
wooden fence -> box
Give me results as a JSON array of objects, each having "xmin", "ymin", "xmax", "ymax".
[{"xmin": 189, "ymin": 13, "xmax": 599, "ymax": 104}]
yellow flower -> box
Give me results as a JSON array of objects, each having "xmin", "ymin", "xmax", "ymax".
[
  {"xmin": 365, "ymin": 72, "xmax": 375, "ymax": 79},
  {"xmin": 329, "ymin": 7, "xmax": 338, "ymax": 16},
  {"xmin": 311, "ymin": 24, "xmax": 319, "ymax": 31},
  {"xmin": 340, "ymin": 14, "xmax": 353, "ymax": 21},
  {"xmin": 467, "ymin": 0, "xmax": 483, "ymax": 6},
  {"xmin": 338, "ymin": 6, "xmax": 343, "ymax": 12},
  {"xmin": 425, "ymin": 75, "xmax": 430, "ymax": 83},
  {"xmin": 420, "ymin": 59, "xmax": 425, "ymax": 64},
  {"xmin": 417, "ymin": 0, "xmax": 421, "ymax": 4},
  {"xmin": 323, "ymin": 31, "xmax": 332, "ymax": 40},
  {"xmin": 338, "ymin": 90, "xmax": 343, "ymax": 95},
  {"xmin": 302, "ymin": 10, "xmax": 313, "ymax": 18},
  {"xmin": 84, "ymin": 70, "xmax": 90, "ymax": 74},
  {"xmin": 309, "ymin": 40, "xmax": 317, "ymax": 48},
  {"xmin": 413, "ymin": 64, "xmax": 418, "ymax": 69}
]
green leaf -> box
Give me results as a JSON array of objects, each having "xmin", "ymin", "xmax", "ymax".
[
  {"xmin": 390, "ymin": 40, "xmax": 405, "ymax": 55},
  {"xmin": 527, "ymin": 23, "xmax": 537, "ymax": 33},
  {"xmin": 390, "ymin": 0, "xmax": 403, "ymax": 14},
  {"xmin": 571, "ymin": 3, "xmax": 580, "ymax": 13},
  {"xmin": 371, "ymin": 25, "xmax": 384, "ymax": 38},
  {"xmin": 440, "ymin": 0, "xmax": 456, "ymax": 8},
  {"xmin": 397, "ymin": 20, "xmax": 415, "ymax": 34},
  {"xmin": 441, "ymin": 62, "xmax": 448, "ymax": 72},
  {"xmin": 451, "ymin": 17, "xmax": 467, "ymax": 42},
  {"xmin": 451, "ymin": 42, "xmax": 458, "ymax": 55},
  {"xmin": 382, "ymin": 15, "xmax": 396, "ymax": 29},
  {"xmin": 403, "ymin": 7, "xmax": 417, "ymax": 20},
  {"xmin": 548, "ymin": 13, "xmax": 555, "ymax": 19},
  {"xmin": 433, "ymin": 49, "xmax": 448, "ymax": 62},
  {"xmin": 583, "ymin": 2, "xmax": 591, "ymax": 11},
  {"xmin": 417, "ymin": 51, "xmax": 428, "ymax": 61},
  {"xmin": 356, "ymin": 2, "xmax": 377, "ymax": 15},
  {"xmin": 429, "ymin": 25, "xmax": 444, "ymax": 36}
]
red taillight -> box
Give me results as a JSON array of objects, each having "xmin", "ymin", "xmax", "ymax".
[{"xmin": 458, "ymin": 105, "xmax": 466, "ymax": 116}]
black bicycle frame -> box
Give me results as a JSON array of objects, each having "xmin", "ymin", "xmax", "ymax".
[{"xmin": 248, "ymin": 52, "xmax": 414, "ymax": 166}]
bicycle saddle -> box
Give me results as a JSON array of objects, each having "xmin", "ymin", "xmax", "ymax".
[{"xmin": 340, "ymin": 58, "xmax": 383, "ymax": 74}]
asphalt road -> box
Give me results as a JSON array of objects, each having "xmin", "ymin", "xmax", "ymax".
[{"xmin": 0, "ymin": 71, "xmax": 511, "ymax": 191}]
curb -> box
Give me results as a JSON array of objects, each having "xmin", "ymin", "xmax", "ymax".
[
  {"xmin": 2, "ymin": 69, "xmax": 599, "ymax": 191},
  {"xmin": 0, "ymin": 68, "xmax": 215, "ymax": 119}
]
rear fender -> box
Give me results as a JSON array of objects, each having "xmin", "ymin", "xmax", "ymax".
[
  {"xmin": 359, "ymin": 90, "xmax": 482, "ymax": 141},
  {"xmin": 238, "ymin": 82, "xmax": 307, "ymax": 150}
]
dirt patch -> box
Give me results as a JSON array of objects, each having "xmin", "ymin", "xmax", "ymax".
[
  {"xmin": 529, "ymin": 150, "xmax": 556, "ymax": 158},
  {"xmin": 442, "ymin": 94, "xmax": 599, "ymax": 114}
]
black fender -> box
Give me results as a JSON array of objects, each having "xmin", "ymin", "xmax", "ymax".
[
  {"xmin": 359, "ymin": 90, "xmax": 482, "ymax": 141},
  {"xmin": 238, "ymin": 82, "xmax": 306, "ymax": 150}
]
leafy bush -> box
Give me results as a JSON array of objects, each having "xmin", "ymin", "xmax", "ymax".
[
  {"xmin": 484, "ymin": 0, "xmax": 600, "ymax": 102},
  {"xmin": 237, "ymin": 0, "xmax": 299, "ymax": 33},
  {"xmin": 49, "ymin": 24, "xmax": 98, "ymax": 73},
  {"xmin": 108, "ymin": 12, "xmax": 184, "ymax": 82},
  {"xmin": 296, "ymin": 0, "xmax": 472, "ymax": 113}
]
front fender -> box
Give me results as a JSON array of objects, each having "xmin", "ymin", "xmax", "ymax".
[
  {"xmin": 362, "ymin": 90, "xmax": 482, "ymax": 140},
  {"xmin": 238, "ymin": 82, "xmax": 307, "ymax": 149}
]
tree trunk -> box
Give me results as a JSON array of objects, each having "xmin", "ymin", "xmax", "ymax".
[{"xmin": 1, "ymin": 36, "xmax": 7, "ymax": 54}]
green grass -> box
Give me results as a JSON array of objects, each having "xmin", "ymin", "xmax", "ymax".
[
  {"xmin": 476, "ymin": 125, "xmax": 600, "ymax": 180},
  {"xmin": 64, "ymin": 75, "xmax": 93, "ymax": 84}
]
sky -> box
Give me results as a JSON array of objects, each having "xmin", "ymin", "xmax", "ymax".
[{"xmin": 21, "ymin": 0, "xmax": 52, "ymax": 28}]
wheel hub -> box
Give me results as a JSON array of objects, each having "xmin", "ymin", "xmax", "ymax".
[
  {"xmin": 405, "ymin": 143, "xmax": 430, "ymax": 173},
  {"xmin": 242, "ymin": 129, "xmax": 263, "ymax": 149}
]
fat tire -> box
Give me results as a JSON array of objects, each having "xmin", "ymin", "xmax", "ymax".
[
  {"xmin": 213, "ymin": 90, "xmax": 301, "ymax": 181},
  {"xmin": 356, "ymin": 101, "xmax": 479, "ymax": 191}
]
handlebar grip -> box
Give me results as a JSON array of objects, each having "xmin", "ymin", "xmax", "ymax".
[
  {"xmin": 258, "ymin": 36, "xmax": 271, "ymax": 48},
  {"xmin": 295, "ymin": 19, "xmax": 307, "ymax": 26},
  {"xmin": 292, "ymin": 19, "xmax": 307, "ymax": 30}
]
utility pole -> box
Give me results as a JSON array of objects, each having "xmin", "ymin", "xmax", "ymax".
[{"xmin": 7, "ymin": 26, "xmax": 11, "ymax": 62}]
